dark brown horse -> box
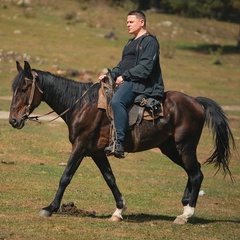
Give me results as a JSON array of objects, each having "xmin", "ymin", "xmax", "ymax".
[{"xmin": 9, "ymin": 61, "xmax": 235, "ymax": 224}]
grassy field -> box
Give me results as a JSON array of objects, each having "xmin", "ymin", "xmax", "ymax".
[
  {"xmin": 0, "ymin": 119, "xmax": 239, "ymax": 240},
  {"xmin": 0, "ymin": 1, "xmax": 240, "ymax": 239}
]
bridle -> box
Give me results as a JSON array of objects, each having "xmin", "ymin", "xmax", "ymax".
[
  {"xmin": 24, "ymin": 71, "xmax": 43, "ymax": 117},
  {"xmin": 16, "ymin": 70, "xmax": 55, "ymax": 123},
  {"xmin": 19, "ymin": 71, "xmax": 99, "ymax": 124}
]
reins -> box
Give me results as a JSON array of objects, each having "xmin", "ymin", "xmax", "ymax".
[{"xmin": 26, "ymin": 73, "xmax": 98, "ymax": 124}]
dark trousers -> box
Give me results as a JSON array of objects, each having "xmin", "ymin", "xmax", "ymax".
[{"xmin": 111, "ymin": 81, "xmax": 137, "ymax": 144}]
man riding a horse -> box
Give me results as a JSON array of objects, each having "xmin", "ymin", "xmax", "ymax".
[
  {"xmin": 8, "ymin": 13, "xmax": 234, "ymax": 225},
  {"xmin": 99, "ymin": 10, "xmax": 164, "ymax": 158}
]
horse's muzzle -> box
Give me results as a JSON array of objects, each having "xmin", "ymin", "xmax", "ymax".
[{"xmin": 9, "ymin": 115, "xmax": 27, "ymax": 129}]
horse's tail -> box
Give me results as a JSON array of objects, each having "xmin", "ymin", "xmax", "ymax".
[{"xmin": 195, "ymin": 97, "xmax": 235, "ymax": 179}]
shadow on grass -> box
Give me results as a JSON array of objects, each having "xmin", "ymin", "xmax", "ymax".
[
  {"xmin": 178, "ymin": 44, "xmax": 240, "ymax": 55},
  {"xmin": 94, "ymin": 213, "xmax": 240, "ymax": 225}
]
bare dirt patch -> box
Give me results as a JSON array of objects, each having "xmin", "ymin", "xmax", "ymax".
[{"xmin": 60, "ymin": 202, "xmax": 96, "ymax": 217}]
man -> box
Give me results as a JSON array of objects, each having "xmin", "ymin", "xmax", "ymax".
[{"xmin": 99, "ymin": 10, "xmax": 164, "ymax": 158}]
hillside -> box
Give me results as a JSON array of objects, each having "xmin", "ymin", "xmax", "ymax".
[{"xmin": 0, "ymin": 0, "xmax": 239, "ymax": 106}]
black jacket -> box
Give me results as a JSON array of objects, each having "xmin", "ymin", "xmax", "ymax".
[{"xmin": 110, "ymin": 32, "xmax": 164, "ymax": 100}]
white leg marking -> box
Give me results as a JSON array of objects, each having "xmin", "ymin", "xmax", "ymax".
[
  {"xmin": 112, "ymin": 208, "xmax": 124, "ymax": 220},
  {"xmin": 174, "ymin": 204, "xmax": 195, "ymax": 224},
  {"xmin": 109, "ymin": 198, "xmax": 127, "ymax": 222}
]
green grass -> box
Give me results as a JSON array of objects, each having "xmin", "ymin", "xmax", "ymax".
[
  {"xmin": 1, "ymin": 117, "xmax": 240, "ymax": 240},
  {"xmin": 0, "ymin": 1, "xmax": 240, "ymax": 239}
]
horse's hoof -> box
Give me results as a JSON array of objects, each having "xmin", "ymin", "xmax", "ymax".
[
  {"xmin": 39, "ymin": 209, "xmax": 52, "ymax": 217},
  {"xmin": 109, "ymin": 215, "xmax": 123, "ymax": 222},
  {"xmin": 173, "ymin": 216, "xmax": 187, "ymax": 225}
]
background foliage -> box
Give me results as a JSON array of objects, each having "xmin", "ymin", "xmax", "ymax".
[{"xmin": 99, "ymin": 0, "xmax": 240, "ymax": 21}]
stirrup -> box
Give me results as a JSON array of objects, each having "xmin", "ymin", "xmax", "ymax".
[{"xmin": 104, "ymin": 144, "xmax": 114, "ymax": 156}]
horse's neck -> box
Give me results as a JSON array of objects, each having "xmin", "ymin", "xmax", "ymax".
[{"xmin": 37, "ymin": 71, "xmax": 85, "ymax": 118}]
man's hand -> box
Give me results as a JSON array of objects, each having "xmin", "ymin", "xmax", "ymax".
[
  {"xmin": 98, "ymin": 74, "xmax": 107, "ymax": 82},
  {"xmin": 116, "ymin": 76, "xmax": 124, "ymax": 86}
]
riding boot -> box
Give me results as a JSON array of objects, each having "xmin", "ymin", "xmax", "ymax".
[
  {"xmin": 114, "ymin": 141, "xmax": 125, "ymax": 158},
  {"xmin": 104, "ymin": 141, "xmax": 125, "ymax": 158}
]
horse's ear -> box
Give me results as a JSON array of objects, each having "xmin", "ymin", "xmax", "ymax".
[
  {"xmin": 24, "ymin": 61, "xmax": 32, "ymax": 77},
  {"xmin": 16, "ymin": 61, "xmax": 23, "ymax": 72}
]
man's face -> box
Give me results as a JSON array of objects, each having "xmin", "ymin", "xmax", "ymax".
[{"xmin": 127, "ymin": 15, "xmax": 144, "ymax": 35}]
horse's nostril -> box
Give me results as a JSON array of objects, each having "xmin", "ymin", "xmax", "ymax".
[{"xmin": 9, "ymin": 118, "xmax": 17, "ymax": 126}]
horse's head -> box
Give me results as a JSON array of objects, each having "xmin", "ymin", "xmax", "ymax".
[{"xmin": 9, "ymin": 61, "xmax": 43, "ymax": 129}]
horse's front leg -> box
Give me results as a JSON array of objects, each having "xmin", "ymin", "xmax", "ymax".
[
  {"xmin": 92, "ymin": 154, "xmax": 126, "ymax": 222},
  {"xmin": 39, "ymin": 148, "xmax": 84, "ymax": 217}
]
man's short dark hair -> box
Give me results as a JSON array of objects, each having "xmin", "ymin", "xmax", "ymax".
[{"xmin": 128, "ymin": 10, "xmax": 146, "ymax": 27}]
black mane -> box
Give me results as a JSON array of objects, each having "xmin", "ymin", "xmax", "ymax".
[{"xmin": 12, "ymin": 68, "xmax": 100, "ymax": 112}]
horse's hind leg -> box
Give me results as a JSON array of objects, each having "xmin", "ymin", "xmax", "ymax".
[
  {"xmin": 174, "ymin": 151, "xmax": 203, "ymax": 224},
  {"xmin": 92, "ymin": 154, "xmax": 126, "ymax": 222},
  {"xmin": 160, "ymin": 137, "xmax": 203, "ymax": 224}
]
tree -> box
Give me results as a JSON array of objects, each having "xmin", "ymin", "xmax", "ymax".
[
  {"xmin": 138, "ymin": 0, "xmax": 150, "ymax": 10},
  {"xmin": 138, "ymin": 0, "xmax": 161, "ymax": 10}
]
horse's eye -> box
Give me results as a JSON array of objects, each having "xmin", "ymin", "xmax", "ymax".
[
  {"xmin": 21, "ymin": 85, "xmax": 29, "ymax": 93},
  {"xmin": 22, "ymin": 81, "xmax": 32, "ymax": 92}
]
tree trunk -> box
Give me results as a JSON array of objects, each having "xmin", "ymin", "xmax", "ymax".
[{"xmin": 237, "ymin": 25, "xmax": 240, "ymax": 50}]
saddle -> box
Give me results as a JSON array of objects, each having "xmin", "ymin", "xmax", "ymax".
[{"xmin": 98, "ymin": 74, "xmax": 163, "ymax": 127}]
